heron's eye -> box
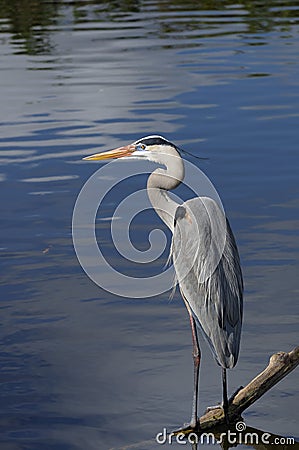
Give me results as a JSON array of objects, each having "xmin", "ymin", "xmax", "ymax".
[{"xmin": 140, "ymin": 144, "xmax": 146, "ymax": 150}]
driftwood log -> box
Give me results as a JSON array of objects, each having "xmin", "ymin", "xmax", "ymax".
[
  {"xmin": 179, "ymin": 345, "xmax": 299, "ymax": 433},
  {"xmin": 109, "ymin": 347, "xmax": 299, "ymax": 450}
]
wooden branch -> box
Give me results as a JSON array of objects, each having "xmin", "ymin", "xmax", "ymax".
[
  {"xmin": 179, "ymin": 346, "xmax": 299, "ymax": 433},
  {"xmin": 231, "ymin": 346, "xmax": 299, "ymax": 416},
  {"xmin": 109, "ymin": 348, "xmax": 299, "ymax": 449}
]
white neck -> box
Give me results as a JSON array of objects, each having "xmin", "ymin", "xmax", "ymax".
[{"xmin": 147, "ymin": 149, "xmax": 184, "ymax": 232}]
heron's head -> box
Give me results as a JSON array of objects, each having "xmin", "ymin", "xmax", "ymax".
[{"xmin": 83, "ymin": 135, "xmax": 180, "ymax": 164}]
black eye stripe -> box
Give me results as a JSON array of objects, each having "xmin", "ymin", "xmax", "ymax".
[{"xmin": 135, "ymin": 137, "xmax": 176, "ymax": 148}]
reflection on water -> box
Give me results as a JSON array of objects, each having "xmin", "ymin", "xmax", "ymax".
[
  {"xmin": 1, "ymin": 0, "xmax": 299, "ymax": 56},
  {"xmin": 0, "ymin": 1, "xmax": 298, "ymax": 449}
]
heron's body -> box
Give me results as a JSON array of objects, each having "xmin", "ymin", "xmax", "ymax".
[
  {"xmin": 173, "ymin": 197, "xmax": 243, "ymax": 369},
  {"xmin": 84, "ymin": 135, "xmax": 243, "ymax": 427}
]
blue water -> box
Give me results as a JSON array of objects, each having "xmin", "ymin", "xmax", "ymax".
[{"xmin": 0, "ymin": 2, "xmax": 298, "ymax": 449}]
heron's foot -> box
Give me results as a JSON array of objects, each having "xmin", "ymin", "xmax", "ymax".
[
  {"xmin": 206, "ymin": 404, "xmax": 222, "ymax": 412},
  {"xmin": 172, "ymin": 419, "xmax": 200, "ymax": 434},
  {"xmin": 228, "ymin": 385, "xmax": 244, "ymax": 404},
  {"xmin": 206, "ymin": 403, "xmax": 230, "ymax": 425}
]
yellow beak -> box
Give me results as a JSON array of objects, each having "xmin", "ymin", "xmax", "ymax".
[{"xmin": 83, "ymin": 144, "xmax": 136, "ymax": 161}]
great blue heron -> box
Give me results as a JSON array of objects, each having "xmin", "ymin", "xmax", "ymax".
[{"xmin": 83, "ymin": 135, "xmax": 243, "ymax": 428}]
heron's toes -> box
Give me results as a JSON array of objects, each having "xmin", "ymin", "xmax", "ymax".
[
  {"xmin": 172, "ymin": 420, "xmax": 199, "ymax": 434},
  {"xmin": 206, "ymin": 404, "xmax": 222, "ymax": 412}
]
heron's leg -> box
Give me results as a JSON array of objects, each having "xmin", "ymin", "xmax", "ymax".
[
  {"xmin": 187, "ymin": 305, "xmax": 201, "ymax": 429},
  {"xmin": 222, "ymin": 368, "xmax": 229, "ymax": 425}
]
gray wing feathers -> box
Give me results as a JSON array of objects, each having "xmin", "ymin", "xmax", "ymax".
[{"xmin": 173, "ymin": 197, "xmax": 243, "ymax": 369}]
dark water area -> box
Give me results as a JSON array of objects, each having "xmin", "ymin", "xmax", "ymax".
[{"xmin": 0, "ymin": 1, "xmax": 298, "ymax": 449}]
